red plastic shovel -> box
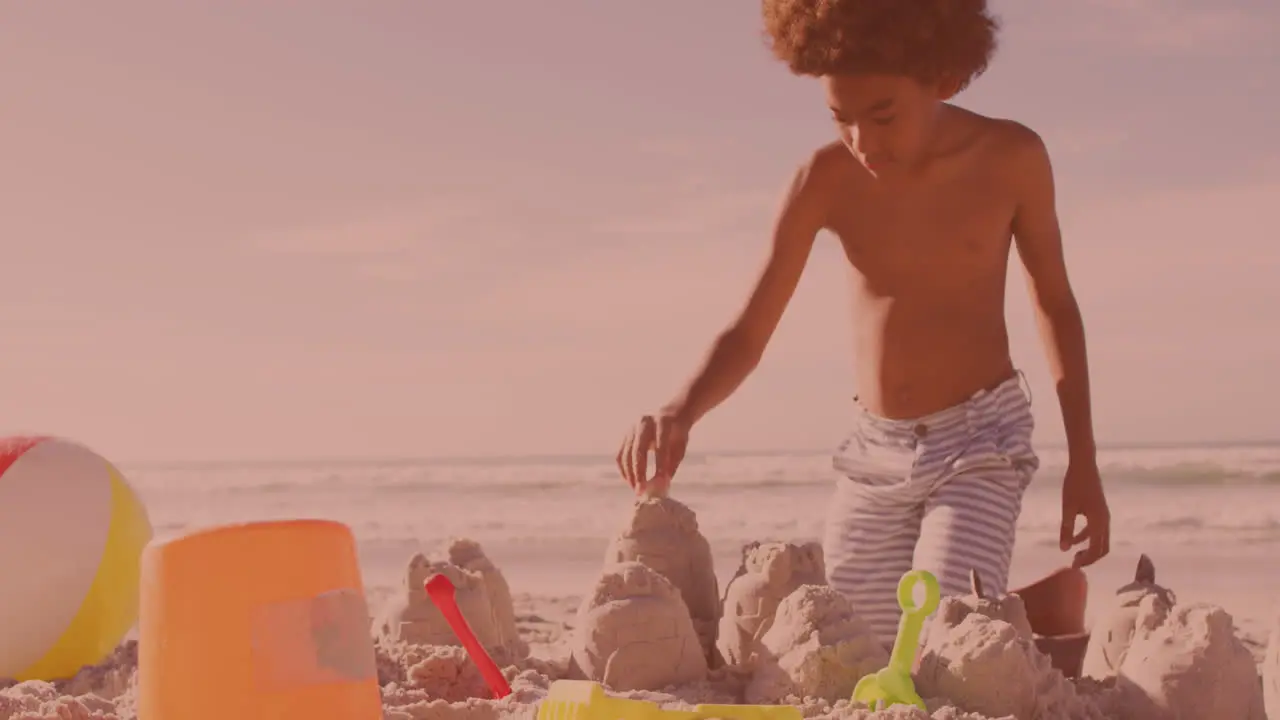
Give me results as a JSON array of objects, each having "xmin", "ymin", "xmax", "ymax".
[{"xmin": 423, "ymin": 573, "xmax": 513, "ymax": 699}]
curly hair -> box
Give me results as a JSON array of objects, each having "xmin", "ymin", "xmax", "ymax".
[{"xmin": 762, "ymin": 0, "xmax": 999, "ymax": 92}]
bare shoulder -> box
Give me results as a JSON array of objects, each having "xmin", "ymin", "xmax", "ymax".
[
  {"xmin": 809, "ymin": 139, "xmax": 859, "ymax": 175},
  {"xmin": 779, "ymin": 140, "xmax": 857, "ymax": 224},
  {"xmin": 791, "ymin": 140, "xmax": 856, "ymax": 198},
  {"xmin": 978, "ymin": 115, "xmax": 1054, "ymax": 176}
]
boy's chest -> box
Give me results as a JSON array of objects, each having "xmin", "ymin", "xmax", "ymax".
[{"xmin": 827, "ymin": 170, "xmax": 1018, "ymax": 286}]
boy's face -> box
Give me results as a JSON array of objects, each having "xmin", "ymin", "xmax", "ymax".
[{"xmin": 823, "ymin": 74, "xmax": 949, "ymax": 175}]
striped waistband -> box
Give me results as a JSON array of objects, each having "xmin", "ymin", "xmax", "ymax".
[{"xmin": 852, "ymin": 371, "xmax": 1032, "ymax": 437}]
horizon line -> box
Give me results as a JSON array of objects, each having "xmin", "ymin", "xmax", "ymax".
[{"xmin": 117, "ymin": 437, "xmax": 1280, "ymax": 470}]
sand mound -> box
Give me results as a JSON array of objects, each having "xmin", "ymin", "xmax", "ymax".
[
  {"xmin": 569, "ymin": 560, "xmax": 708, "ymax": 692},
  {"xmin": 917, "ymin": 612, "xmax": 1105, "ymax": 720},
  {"xmin": 0, "ymin": 636, "xmax": 568, "ymax": 720},
  {"xmin": 1066, "ymin": 553, "xmax": 1264, "ymax": 718},
  {"xmin": 604, "ymin": 497, "xmax": 720, "ymax": 663},
  {"xmin": 1, "ymin": 679, "xmax": 126, "ymax": 720},
  {"xmin": 440, "ymin": 538, "xmax": 527, "ymax": 659},
  {"xmin": 0, "ymin": 643, "xmax": 138, "ymax": 720},
  {"xmin": 1110, "ymin": 599, "xmax": 1264, "ymax": 719},
  {"xmin": 1081, "ymin": 554, "xmax": 1175, "ymax": 681},
  {"xmin": 378, "ymin": 554, "xmax": 500, "ymax": 648},
  {"xmin": 912, "ymin": 553, "xmax": 1265, "ymax": 720},
  {"xmin": 377, "ymin": 541, "xmax": 525, "ymax": 665},
  {"xmin": 719, "ymin": 541, "xmax": 826, "ymax": 667},
  {"xmin": 927, "ymin": 570, "xmax": 1034, "ymax": 644},
  {"xmin": 745, "ymin": 584, "xmax": 887, "ymax": 704},
  {"xmin": 0, "ymin": 634, "xmax": 1000, "ymax": 720},
  {"xmin": 914, "ymin": 568, "xmax": 1111, "ymax": 719}
]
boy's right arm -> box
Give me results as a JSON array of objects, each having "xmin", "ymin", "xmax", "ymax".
[
  {"xmin": 618, "ymin": 151, "xmax": 834, "ymax": 494},
  {"xmin": 663, "ymin": 157, "xmax": 831, "ymax": 425}
]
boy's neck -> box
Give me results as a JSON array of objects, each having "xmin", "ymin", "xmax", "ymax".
[{"xmin": 898, "ymin": 103, "xmax": 970, "ymax": 179}]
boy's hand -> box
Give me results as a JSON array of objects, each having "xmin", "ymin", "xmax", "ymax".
[
  {"xmin": 1059, "ymin": 461, "xmax": 1110, "ymax": 568},
  {"xmin": 616, "ymin": 409, "xmax": 691, "ymax": 498}
]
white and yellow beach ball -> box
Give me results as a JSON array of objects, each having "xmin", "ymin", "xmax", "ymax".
[{"xmin": 0, "ymin": 436, "xmax": 153, "ymax": 680}]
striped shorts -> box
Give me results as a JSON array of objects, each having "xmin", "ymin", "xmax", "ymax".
[{"xmin": 822, "ymin": 373, "xmax": 1039, "ymax": 648}]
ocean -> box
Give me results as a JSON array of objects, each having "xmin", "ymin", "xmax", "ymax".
[{"xmin": 124, "ymin": 442, "xmax": 1280, "ymax": 628}]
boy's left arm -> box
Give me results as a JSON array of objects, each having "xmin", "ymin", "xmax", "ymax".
[{"xmin": 1008, "ymin": 126, "xmax": 1111, "ymax": 568}]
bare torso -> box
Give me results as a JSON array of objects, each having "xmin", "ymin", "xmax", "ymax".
[{"xmin": 820, "ymin": 108, "xmax": 1020, "ymax": 418}]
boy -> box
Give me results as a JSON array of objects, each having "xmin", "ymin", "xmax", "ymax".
[{"xmin": 615, "ymin": 0, "xmax": 1110, "ymax": 647}]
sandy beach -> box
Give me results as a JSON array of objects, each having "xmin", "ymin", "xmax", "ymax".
[
  {"xmin": 3, "ymin": 449, "xmax": 1279, "ymax": 719},
  {"xmin": 0, "ymin": 586, "xmax": 1272, "ymax": 720},
  {"xmin": 0, "ymin": 445, "xmax": 1274, "ymax": 712}
]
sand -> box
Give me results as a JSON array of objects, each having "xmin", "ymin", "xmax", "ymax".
[
  {"xmin": 719, "ymin": 541, "xmax": 827, "ymax": 667},
  {"xmin": 568, "ymin": 560, "xmax": 709, "ymax": 691},
  {"xmin": 744, "ymin": 584, "xmax": 888, "ymax": 704},
  {"xmin": 1079, "ymin": 555, "xmax": 1173, "ymax": 682},
  {"xmin": 377, "ymin": 540, "xmax": 528, "ymax": 666},
  {"xmin": 1, "ymin": 504, "xmax": 1273, "ymax": 720},
  {"xmin": 603, "ymin": 497, "xmax": 721, "ymax": 662}
]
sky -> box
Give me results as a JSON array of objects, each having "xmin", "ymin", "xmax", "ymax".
[{"xmin": 1, "ymin": 1, "xmax": 1277, "ymax": 463}]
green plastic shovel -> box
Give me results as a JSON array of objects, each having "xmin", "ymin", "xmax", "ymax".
[{"xmin": 851, "ymin": 569, "xmax": 941, "ymax": 711}]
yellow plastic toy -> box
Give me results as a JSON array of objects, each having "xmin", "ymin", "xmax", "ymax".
[
  {"xmin": 538, "ymin": 680, "xmax": 802, "ymax": 720},
  {"xmin": 851, "ymin": 569, "xmax": 941, "ymax": 711}
]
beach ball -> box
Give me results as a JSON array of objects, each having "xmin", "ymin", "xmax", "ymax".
[{"xmin": 0, "ymin": 436, "xmax": 153, "ymax": 680}]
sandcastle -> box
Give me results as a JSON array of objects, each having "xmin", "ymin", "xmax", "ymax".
[
  {"xmin": 908, "ymin": 556, "xmax": 1266, "ymax": 720},
  {"xmin": 376, "ymin": 538, "xmax": 527, "ymax": 665},
  {"xmin": 718, "ymin": 541, "xmax": 826, "ymax": 666},
  {"xmin": 1080, "ymin": 554, "xmax": 1174, "ymax": 681},
  {"xmin": 568, "ymin": 498, "xmax": 1272, "ymax": 719},
  {"xmin": 744, "ymin": 584, "xmax": 888, "ymax": 704},
  {"xmin": 1074, "ymin": 557, "xmax": 1262, "ymax": 719},
  {"xmin": 1109, "ymin": 599, "xmax": 1265, "ymax": 719},
  {"xmin": 443, "ymin": 537, "xmax": 528, "ymax": 658},
  {"xmin": 568, "ymin": 560, "xmax": 709, "ymax": 691},
  {"xmin": 573, "ymin": 499, "xmax": 893, "ymax": 701},
  {"xmin": 915, "ymin": 573, "xmax": 1103, "ymax": 720},
  {"xmin": 3, "ymin": 510, "xmax": 1274, "ymax": 720},
  {"xmin": 602, "ymin": 496, "xmax": 722, "ymax": 662},
  {"xmin": 576, "ymin": 499, "xmax": 894, "ymax": 705},
  {"xmin": 924, "ymin": 569, "xmax": 1035, "ymax": 641}
]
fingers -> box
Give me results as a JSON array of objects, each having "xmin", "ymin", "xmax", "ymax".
[
  {"xmin": 629, "ymin": 416, "xmax": 657, "ymax": 495},
  {"xmin": 616, "ymin": 444, "xmax": 628, "ymax": 488},
  {"xmin": 653, "ymin": 417, "xmax": 686, "ymax": 480},
  {"xmin": 622, "ymin": 413, "xmax": 690, "ymax": 498},
  {"xmin": 1068, "ymin": 512, "xmax": 1112, "ymax": 569},
  {"xmin": 1058, "ymin": 510, "xmax": 1077, "ymax": 552},
  {"xmin": 669, "ymin": 435, "xmax": 687, "ymax": 478},
  {"xmin": 617, "ymin": 434, "xmax": 635, "ymax": 491},
  {"xmin": 1060, "ymin": 508, "xmax": 1095, "ymax": 549},
  {"xmin": 1073, "ymin": 515, "xmax": 1111, "ymax": 569},
  {"xmin": 654, "ymin": 418, "xmax": 673, "ymax": 481},
  {"xmin": 647, "ymin": 472, "xmax": 671, "ymax": 498},
  {"xmin": 617, "ymin": 421, "xmax": 647, "ymax": 493}
]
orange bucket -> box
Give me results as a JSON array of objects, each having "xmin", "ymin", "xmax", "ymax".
[{"xmin": 137, "ymin": 519, "xmax": 382, "ymax": 720}]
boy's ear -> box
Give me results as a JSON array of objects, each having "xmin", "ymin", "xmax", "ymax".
[{"xmin": 936, "ymin": 76, "xmax": 963, "ymax": 101}]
